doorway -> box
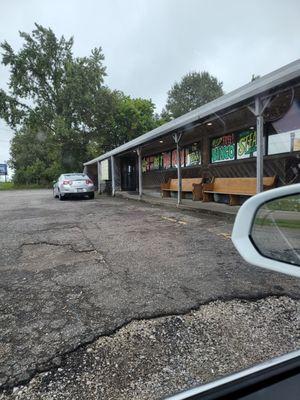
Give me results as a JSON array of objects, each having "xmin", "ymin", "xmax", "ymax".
[{"xmin": 121, "ymin": 157, "xmax": 137, "ymax": 191}]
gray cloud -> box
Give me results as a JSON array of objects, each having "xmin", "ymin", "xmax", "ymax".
[{"xmin": 1, "ymin": 0, "xmax": 300, "ymax": 173}]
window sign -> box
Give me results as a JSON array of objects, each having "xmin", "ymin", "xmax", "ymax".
[
  {"xmin": 237, "ymin": 130, "xmax": 257, "ymax": 159},
  {"xmin": 142, "ymin": 158, "xmax": 147, "ymax": 172},
  {"xmin": 171, "ymin": 149, "xmax": 185, "ymax": 167},
  {"xmin": 162, "ymin": 152, "xmax": 171, "ymax": 169},
  {"xmin": 171, "ymin": 149, "xmax": 177, "ymax": 167},
  {"xmin": 147, "ymin": 156, "xmax": 154, "ymax": 171},
  {"xmin": 181, "ymin": 149, "xmax": 185, "ymax": 166},
  {"xmin": 153, "ymin": 155, "xmax": 162, "ymax": 170},
  {"xmin": 185, "ymin": 144, "xmax": 201, "ymax": 166},
  {"xmin": 149, "ymin": 157, "xmax": 154, "ymax": 171},
  {"xmin": 211, "ymin": 134, "xmax": 235, "ymax": 163}
]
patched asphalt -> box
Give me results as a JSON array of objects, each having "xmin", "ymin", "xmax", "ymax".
[{"xmin": 0, "ymin": 190, "xmax": 299, "ymax": 395}]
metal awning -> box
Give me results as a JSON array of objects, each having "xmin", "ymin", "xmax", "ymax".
[{"xmin": 84, "ymin": 58, "xmax": 300, "ymax": 166}]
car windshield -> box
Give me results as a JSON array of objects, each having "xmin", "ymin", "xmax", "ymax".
[{"xmin": 0, "ymin": 2, "xmax": 300, "ymax": 399}]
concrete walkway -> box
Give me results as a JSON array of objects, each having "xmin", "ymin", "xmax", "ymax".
[{"xmin": 114, "ymin": 190, "xmax": 240, "ymax": 219}]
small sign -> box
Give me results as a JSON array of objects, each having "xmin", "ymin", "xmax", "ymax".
[
  {"xmin": 237, "ymin": 130, "xmax": 257, "ymax": 159},
  {"xmin": 101, "ymin": 159, "xmax": 109, "ymax": 180},
  {"xmin": 211, "ymin": 134, "xmax": 235, "ymax": 163},
  {"xmin": 0, "ymin": 164, "xmax": 7, "ymax": 175},
  {"xmin": 162, "ymin": 152, "xmax": 171, "ymax": 169}
]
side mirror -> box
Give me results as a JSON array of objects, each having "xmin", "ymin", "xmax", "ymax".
[{"xmin": 232, "ymin": 184, "xmax": 300, "ymax": 277}]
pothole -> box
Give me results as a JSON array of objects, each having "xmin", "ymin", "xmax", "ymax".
[{"xmin": 19, "ymin": 243, "xmax": 103, "ymax": 271}]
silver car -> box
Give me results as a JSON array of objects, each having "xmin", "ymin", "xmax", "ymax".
[{"xmin": 53, "ymin": 173, "xmax": 95, "ymax": 200}]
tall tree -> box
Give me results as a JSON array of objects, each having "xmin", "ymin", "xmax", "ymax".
[
  {"xmin": 86, "ymin": 92, "xmax": 161, "ymax": 159},
  {"xmin": 0, "ymin": 24, "xmax": 109, "ymax": 176},
  {"xmin": 163, "ymin": 71, "xmax": 224, "ymax": 119},
  {"xmin": 0, "ymin": 24, "xmax": 160, "ymax": 184}
]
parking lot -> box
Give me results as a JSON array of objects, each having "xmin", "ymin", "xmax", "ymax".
[{"xmin": 0, "ymin": 190, "xmax": 300, "ymax": 399}]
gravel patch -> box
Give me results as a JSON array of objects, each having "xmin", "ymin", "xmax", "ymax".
[{"xmin": 1, "ymin": 296, "xmax": 299, "ymax": 400}]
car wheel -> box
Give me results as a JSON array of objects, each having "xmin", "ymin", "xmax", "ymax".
[
  {"xmin": 59, "ymin": 192, "xmax": 65, "ymax": 201},
  {"xmin": 88, "ymin": 192, "xmax": 95, "ymax": 199}
]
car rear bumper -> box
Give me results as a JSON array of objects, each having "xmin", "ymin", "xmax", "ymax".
[{"xmin": 60, "ymin": 187, "xmax": 95, "ymax": 195}]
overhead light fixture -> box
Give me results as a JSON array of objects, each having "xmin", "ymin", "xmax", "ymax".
[
  {"xmin": 250, "ymin": 126, "xmax": 255, "ymax": 130},
  {"xmin": 207, "ymin": 122, "xmax": 212, "ymax": 126},
  {"xmin": 159, "ymin": 140, "xmax": 164, "ymax": 143}
]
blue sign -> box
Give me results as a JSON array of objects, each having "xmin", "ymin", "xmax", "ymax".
[{"xmin": 0, "ymin": 164, "xmax": 8, "ymax": 175}]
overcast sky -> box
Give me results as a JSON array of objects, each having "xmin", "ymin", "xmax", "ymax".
[{"xmin": 1, "ymin": 0, "xmax": 300, "ymax": 175}]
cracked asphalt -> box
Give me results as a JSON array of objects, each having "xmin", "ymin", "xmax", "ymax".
[{"xmin": 0, "ymin": 189, "xmax": 300, "ymax": 398}]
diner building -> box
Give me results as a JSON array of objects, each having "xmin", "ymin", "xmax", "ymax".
[{"xmin": 83, "ymin": 59, "xmax": 300, "ymax": 204}]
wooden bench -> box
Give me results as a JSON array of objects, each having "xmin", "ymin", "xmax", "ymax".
[
  {"xmin": 202, "ymin": 176, "xmax": 277, "ymax": 206},
  {"xmin": 161, "ymin": 178, "xmax": 203, "ymax": 201}
]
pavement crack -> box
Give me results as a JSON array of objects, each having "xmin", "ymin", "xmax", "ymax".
[
  {"xmin": 1, "ymin": 293, "xmax": 296, "ymax": 392},
  {"xmin": 19, "ymin": 241, "xmax": 97, "ymax": 255}
]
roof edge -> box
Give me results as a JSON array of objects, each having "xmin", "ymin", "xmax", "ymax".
[{"xmin": 84, "ymin": 58, "xmax": 300, "ymax": 166}]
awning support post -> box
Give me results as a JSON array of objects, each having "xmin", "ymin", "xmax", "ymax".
[
  {"xmin": 173, "ymin": 132, "xmax": 183, "ymax": 206},
  {"xmin": 111, "ymin": 155, "xmax": 115, "ymax": 196},
  {"xmin": 248, "ymin": 96, "xmax": 271, "ymax": 193},
  {"xmin": 255, "ymin": 97, "xmax": 264, "ymax": 193},
  {"xmin": 137, "ymin": 147, "xmax": 143, "ymax": 199}
]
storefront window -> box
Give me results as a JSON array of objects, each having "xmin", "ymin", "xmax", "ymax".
[
  {"xmin": 162, "ymin": 152, "xmax": 171, "ymax": 169},
  {"xmin": 142, "ymin": 158, "xmax": 147, "ymax": 172},
  {"xmin": 143, "ymin": 151, "xmax": 185, "ymax": 171},
  {"xmin": 211, "ymin": 133, "xmax": 235, "ymax": 163},
  {"xmin": 237, "ymin": 129, "xmax": 257, "ymax": 159},
  {"xmin": 181, "ymin": 149, "xmax": 185, "ymax": 167},
  {"xmin": 147, "ymin": 156, "xmax": 154, "ymax": 171},
  {"xmin": 153, "ymin": 154, "xmax": 162, "ymax": 170},
  {"xmin": 268, "ymin": 130, "xmax": 300, "ymax": 154},
  {"xmin": 171, "ymin": 149, "xmax": 185, "ymax": 167},
  {"xmin": 185, "ymin": 143, "xmax": 201, "ymax": 166}
]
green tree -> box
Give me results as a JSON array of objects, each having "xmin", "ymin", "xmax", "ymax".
[
  {"xmin": 9, "ymin": 127, "xmax": 62, "ymax": 184},
  {"xmin": 0, "ymin": 24, "xmax": 160, "ymax": 184},
  {"xmin": 163, "ymin": 71, "xmax": 224, "ymax": 119},
  {"xmin": 85, "ymin": 92, "xmax": 161, "ymax": 159},
  {"xmin": 111, "ymin": 94, "xmax": 159, "ymax": 146},
  {"xmin": 0, "ymin": 24, "xmax": 109, "ymax": 182}
]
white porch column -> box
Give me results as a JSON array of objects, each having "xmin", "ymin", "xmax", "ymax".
[
  {"xmin": 249, "ymin": 96, "xmax": 271, "ymax": 193},
  {"xmin": 137, "ymin": 147, "xmax": 143, "ymax": 199},
  {"xmin": 173, "ymin": 132, "xmax": 182, "ymax": 206},
  {"xmin": 111, "ymin": 155, "xmax": 115, "ymax": 196},
  {"xmin": 256, "ymin": 101, "xmax": 264, "ymax": 193},
  {"xmin": 254, "ymin": 96, "xmax": 271, "ymax": 193}
]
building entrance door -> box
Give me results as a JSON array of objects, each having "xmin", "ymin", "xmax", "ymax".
[{"xmin": 121, "ymin": 158, "xmax": 137, "ymax": 191}]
